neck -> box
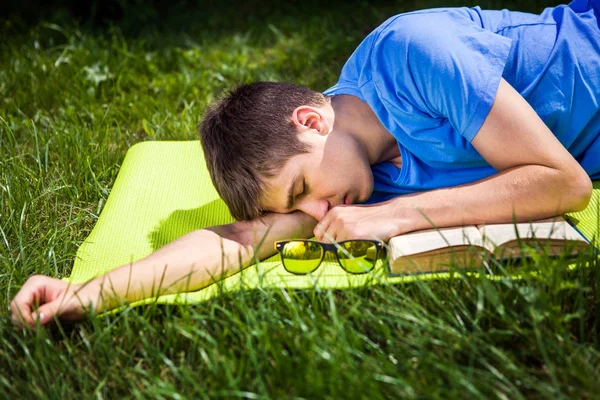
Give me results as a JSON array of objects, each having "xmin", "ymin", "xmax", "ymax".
[{"xmin": 329, "ymin": 95, "xmax": 398, "ymax": 165}]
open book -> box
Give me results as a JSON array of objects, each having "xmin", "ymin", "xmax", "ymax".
[{"xmin": 388, "ymin": 216, "xmax": 591, "ymax": 276}]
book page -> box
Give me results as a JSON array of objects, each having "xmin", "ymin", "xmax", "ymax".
[
  {"xmin": 389, "ymin": 226, "xmax": 484, "ymax": 260},
  {"xmin": 478, "ymin": 216, "xmax": 589, "ymax": 255}
]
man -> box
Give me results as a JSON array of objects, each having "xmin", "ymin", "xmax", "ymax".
[{"xmin": 11, "ymin": 0, "xmax": 599, "ymax": 327}]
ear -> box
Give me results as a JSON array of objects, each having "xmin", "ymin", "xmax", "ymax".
[{"xmin": 291, "ymin": 106, "xmax": 329, "ymax": 135}]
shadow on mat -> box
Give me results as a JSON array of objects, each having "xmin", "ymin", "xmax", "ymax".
[{"xmin": 147, "ymin": 199, "xmax": 234, "ymax": 251}]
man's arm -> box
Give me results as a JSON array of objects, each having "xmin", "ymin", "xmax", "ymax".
[
  {"xmin": 10, "ymin": 211, "xmax": 317, "ymax": 327},
  {"xmin": 402, "ymin": 78, "xmax": 592, "ymax": 227},
  {"xmin": 314, "ymin": 79, "xmax": 593, "ymax": 241}
]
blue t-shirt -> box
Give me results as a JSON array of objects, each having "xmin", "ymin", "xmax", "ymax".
[{"xmin": 324, "ymin": 0, "xmax": 600, "ymax": 204}]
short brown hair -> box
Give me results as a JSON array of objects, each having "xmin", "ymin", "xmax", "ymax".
[{"xmin": 199, "ymin": 82, "xmax": 328, "ymax": 221}]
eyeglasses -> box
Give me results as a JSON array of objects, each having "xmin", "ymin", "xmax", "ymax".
[{"xmin": 274, "ymin": 239, "xmax": 384, "ymax": 275}]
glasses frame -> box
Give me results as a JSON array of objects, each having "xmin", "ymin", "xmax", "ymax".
[{"xmin": 274, "ymin": 239, "xmax": 385, "ymax": 275}]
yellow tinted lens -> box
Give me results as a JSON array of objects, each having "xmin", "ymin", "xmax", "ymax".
[
  {"xmin": 281, "ymin": 241, "xmax": 323, "ymax": 274},
  {"xmin": 337, "ymin": 241, "xmax": 377, "ymax": 274}
]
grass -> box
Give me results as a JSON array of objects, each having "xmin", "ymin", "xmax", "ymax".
[{"xmin": 1, "ymin": 0, "xmax": 600, "ymax": 398}]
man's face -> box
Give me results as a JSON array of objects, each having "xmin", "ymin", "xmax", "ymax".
[{"xmin": 259, "ymin": 129, "xmax": 374, "ymax": 221}]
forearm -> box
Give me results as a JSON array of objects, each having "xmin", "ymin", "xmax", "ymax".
[
  {"xmin": 392, "ymin": 164, "xmax": 592, "ymax": 232},
  {"xmin": 80, "ymin": 211, "xmax": 316, "ymax": 312}
]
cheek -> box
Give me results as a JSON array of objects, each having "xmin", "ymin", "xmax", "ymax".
[{"xmin": 315, "ymin": 153, "xmax": 370, "ymax": 193}]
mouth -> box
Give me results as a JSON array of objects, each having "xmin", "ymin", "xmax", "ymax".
[{"xmin": 344, "ymin": 194, "xmax": 351, "ymax": 205}]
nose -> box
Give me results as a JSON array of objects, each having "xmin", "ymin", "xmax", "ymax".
[{"xmin": 297, "ymin": 198, "xmax": 330, "ymax": 221}]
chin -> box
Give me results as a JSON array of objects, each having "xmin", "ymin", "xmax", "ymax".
[
  {"xmin": 358, "ymin": 173, "xmax": 375, "ymax": 203},
  {"xmin": 359, "ymin": 190, "xmax": 374, "ymax": 204}
]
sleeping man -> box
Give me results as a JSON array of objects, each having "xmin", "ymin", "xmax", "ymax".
[{"xmin": 11, "ymin": 0, "xmax": 600, "ymax": 327}]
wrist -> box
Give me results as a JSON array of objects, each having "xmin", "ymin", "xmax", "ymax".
[
  {"xmin": 78, "ymin": 278, "xmax": 123, "ymax": 313},
  {"xmin": 62, "ymin": 281, "xmax": 101, "ymax": 313},
  {"xmin": 384, "ymin": 196, "xmax": 424, "ymax": 236}
]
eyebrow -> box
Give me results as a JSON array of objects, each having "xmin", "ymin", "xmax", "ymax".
[{"xmin": 286, "ymin": 173, "xmax": 299, "ymax": 211}]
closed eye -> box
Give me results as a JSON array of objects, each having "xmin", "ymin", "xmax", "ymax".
[
  {"xmin": 299, "ymin": 178, "xmax": 307, "ymax": 198},
  {"xmin": 292, "ymin": 179, "xmax": 307, "ymax": 209}
]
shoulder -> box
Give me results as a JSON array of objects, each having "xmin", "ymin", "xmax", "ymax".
[
  {"xmin": 372, "ymin": 8, "xmax": 482, "ymax": 56},
  {"xmin": 334, "ymin": 8, "xmax": 481, "ymax": 84}
]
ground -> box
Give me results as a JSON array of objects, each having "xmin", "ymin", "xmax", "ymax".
[{"xmin": 1, "ymin": 1, "xmax": 599, "ymax": 398}]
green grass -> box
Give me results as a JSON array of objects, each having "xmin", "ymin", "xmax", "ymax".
[{"xmin": 2, "ymin": 0, "xmax": 600, "ymax": 398}]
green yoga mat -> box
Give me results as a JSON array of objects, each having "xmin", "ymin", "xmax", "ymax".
[{"xmin": 66, "ymin": 141, "xmax": 600, "ymax": 307}]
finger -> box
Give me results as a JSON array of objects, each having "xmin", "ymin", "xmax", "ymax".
[
  {"xmin": 10, "ymin": 279, "xmax": 43, "ymax": 327},
  {"xmin": 11, "ymin": 275, "xmax": 57, "ymax": 328},
  {"xmin": 11, "ymin": 305, "xmax": 34, "ymax": 328},
  {"xmin": 317, "ymin": 226, "xmax": 337, "ymax": 243},
  {"xmin": 322, "ymin": 230, "xmax": 338, "ymax": 244},
  {"xmin": 313, "ymin": 225, "xmax": 323, "ymax": 241},
  {"xmin": 31, "ymin": 299, "xmax": 62, "ymax": 326},
  {"xmin": 314, "ymin": 212, "xmax": 334, "ymax": 240},
  {"xmin": 313, "ymin": 221, "xmax": 324, "ymax": 240},
  {"xmin": 10, "ymin": 306, "xmax": 31, "ymax": 328},
  {"xmin": 323, "ymin": 213, "xmax": 347, "ymax": 243}
]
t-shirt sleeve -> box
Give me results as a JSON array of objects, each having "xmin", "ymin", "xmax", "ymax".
[
  {"xmin": 323, "ymin": 33, "xmax": 378, "ymax": 102},
  {"xmin": 371, "ymin": 11, "xmax": 512, "ymax": 142}
]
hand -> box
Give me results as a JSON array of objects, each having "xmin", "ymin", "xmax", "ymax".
[
  {"xmin": 10, "ymin": 275, "xmax": 98, "ymax": 329},
  {"xmin": 313, "ymin": 200, "xmax": 409, "ymax": 242}
]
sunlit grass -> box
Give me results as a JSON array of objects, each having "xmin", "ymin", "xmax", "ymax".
[{"xmin": 2, "ymin": 0, "xmax": 600, "ymax": 398}]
